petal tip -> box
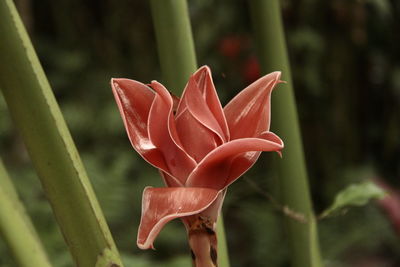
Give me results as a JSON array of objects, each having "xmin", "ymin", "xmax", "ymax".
[
  {"xmin": 110, "ymin": 78, "xmax": 119, "ymax": 89},
  {"xmin": 136, "ymin": 240, "xmax": 155, "ymax": 250},
  {"xmin": 273, "ymin": 70, "xmax": 281, "ymax": 75},
  {"xmin": 198, "ymin": 65, "xmax": 211, "ymax": 72},
  {"xmin": 110, "ymin": 78, "xmax": 124, "ymax": 85},
  {"xmin": 192, "ymin": 65, "xmax": 212, "ymax": 79},
  {"xmin": 271, "ymin": 71, "xmax": 282, "ymax": 81}
]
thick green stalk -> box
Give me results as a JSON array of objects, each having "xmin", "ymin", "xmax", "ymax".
[
  {"xmin": 150, "ymin": 0, "xmax": 197, "ymax": 93},
  {"xmin": 0, "ymin": 1, "xmax": 122, "ymax": 266},
  {"xmin": 249, "ymin": 1, "xmax": 323, "ymax": 266},
  {"xmin": 216, "ymin": 217, "xmax": 230, "ymax": 267},
  {"xmin": 0, "ymin": 160, "xmax": 52, "ymax": 267},
  {"xmin": 149, "ymin": 1, "xmax": 230, "ymax": 266}
]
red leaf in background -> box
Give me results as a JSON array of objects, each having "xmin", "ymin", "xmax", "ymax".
[
  {"xmin": 218, "ymin": 35, "xmax": 246, "ymax": 60},
  {"xmin": 242, "ymin": 56, "xmax": 261, "ymax": 84}
]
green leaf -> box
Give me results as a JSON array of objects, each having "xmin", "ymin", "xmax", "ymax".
[{"xmin": 320, "ymin": 181, "xmax": 386, "ymax": 219}]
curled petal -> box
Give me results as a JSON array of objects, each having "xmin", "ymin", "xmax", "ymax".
[
  {"xmin": 159, "ymin": 171, "xmax": 183, "ymax": 188},
  {"xmin": 186, "ymin": 132, "xmax": 284, "ymax": 189},
  {"xmin": 177, "ymin": 66, "xmax": 230, "ymax": 142},
  {"xmin": 111, "ymin": 78, "xmax": 155, "ymax": 154},
  {"xmin": 260, "ymin": 131, "xmax": 284, "ymax": 157},
  {"xmin": 224, "ymin": 71, "xmax": 282, "ymax": 139},
  {"xmin": 137, "ymin": 187, "xmax": 221, "ymax": 250},
  {"xmin": 112, "ymin": 79, "xmax": 170, "ymax": 171},
  {"xmin": 176, "ymin": 109, "xmax": 220, "ymax": 162},
  {"xmin": 170, "ymin": 92, "xmax": 180, "ymax": 113},
  {"xmin": 112, "ymin": 79, "xmax": 195, "ymax": 186},
  {"xmin": 147, "ymin": 81, "xmax": 197, "ymax": 184}
]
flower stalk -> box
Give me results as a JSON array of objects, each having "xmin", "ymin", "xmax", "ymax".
[
  {"xmin": 249, "ymin": 1, "xmax": 323, "ymax": 266},
  {"xmin": 0, "ymin": 1, "xmax": 123, "ymax": 266},
  {"xmin": 0, "ymin": 159, "xmax": 52, "ymax": 267},
  {"xmin": 187, "ymin": 215, "xmax": 218, "ymax": 267},
  {"xmin": 149, "ymin": 1, "xmax": 229, "ymax": 266}
]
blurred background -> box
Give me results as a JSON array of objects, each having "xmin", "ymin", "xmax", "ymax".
[{"xmin": 1, "ymin": 0, "xmax": 400, "ymax": 266}]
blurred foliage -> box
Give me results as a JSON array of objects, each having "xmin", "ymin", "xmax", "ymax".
[
  {"xmin": 1, "ymin": 0, "xmax": 400, "ymax": 266},
  {"xmin": 319, "ymin": 180, "xmax": 386, "ymax": 219}
]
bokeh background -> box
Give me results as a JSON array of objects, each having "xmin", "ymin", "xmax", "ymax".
[{"xmin": 1, "ymin": 0, "xmax": 400, "ymax": 266}]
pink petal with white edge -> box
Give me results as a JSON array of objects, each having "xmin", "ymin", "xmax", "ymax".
[
  {"xmin": 159, "ymin": 171, "xmax": 183, "ymax": 188},
  {"xmin": 111, "ymin": 79, "xmax": 155, "ymax": 153},
  {"xmin": 177, "ymin": 66, "xmax": 229, "ymax": 142},
  {"xmin": 176, "ymin": 109, "xmax": 221, "ymax": 162},
  {"xmin": 147, "ymin": 81, "xmax": 196, "ymax": 185},
  {"xmin": 112, "ymin": 79, "xmax": 172, "ymax": 173},
  {"xmin": 137, "ymin": 187, "xmax": 221, "ymax": 250},
  {"xmin": 224, "ymin": 71, "xmax": 282, "ymax": 139},
  {"xmin": 186, "ymin": 132, "xmax": 284, "ymax": 189}
]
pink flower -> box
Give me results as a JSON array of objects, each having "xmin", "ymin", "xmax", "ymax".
[{"xmin": 111, "ymin": 66, "xmax": 283, "ymax": 263}]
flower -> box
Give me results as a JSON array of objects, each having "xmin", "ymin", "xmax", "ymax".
[{"xmin": 111, "ymin": 66, "xmax": 283, "ymax": 255}]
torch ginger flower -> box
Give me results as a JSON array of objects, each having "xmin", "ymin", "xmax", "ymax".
[{"xmin": 111, "ymin": 66, "xmax": 283, "ymax": 266}]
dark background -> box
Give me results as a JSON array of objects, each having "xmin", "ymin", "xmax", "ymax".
[{"xmin": 1, "ymin": 0, "xmax": 399, "ymax": 266}]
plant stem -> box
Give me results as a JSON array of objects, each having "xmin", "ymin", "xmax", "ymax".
[
  {"xmin": 149, "ymin": 0, "xmax": 197, "ymax": 93},
  {"xmin": 0, "ymin": 1, "xmax": 123, "ymax": 266},
  {"xmin": 0, "ymin": 159, "xmax": 52, "ymax": 267},
  {"xmin": 216, "ymin": 217, "xmax": 230, "ymax": 267},
  {"xmin": 249, "ymin": 1, "xmax": 323, "ymax": 266},
  {"xmin": 149, "ymin": 1, "xmax": 230, "ymax": 266},
  {"xmin": 186, "ymin": 215, "xmax": 218, "ymax": 267}
]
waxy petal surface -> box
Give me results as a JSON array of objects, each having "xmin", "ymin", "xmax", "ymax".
[
  {"xmin": 176, "ymin": 109, "xmax": 220, "ymax": 162},
  {"xmin": 224, "ymin": 71, "xmax": 281, "ymax": 139},
  {"xmin": 112, "ymin": 79, "xmax": 172, "ymax": 173},
  {"xmin": 112, "ymin": 79, "xmax": 154, "ymax": 153},
  {"xmin": 186, "ymin": 132, "xmax": 284, "ymax": 189},
  {"xmin": 137, "ymin": 187, "xmax": 220, "ymax": 250},
  {"xmin": 159, "ymin": 171, "xmax": 183, "ymax": 188},
  {"xmin": 112, "ymin": 67, "xmax": 285, "ymax": 253},
  {"xmin": 148, "ymin": 81, "xmax": 196, "ymax": 184},
  {"xmin": 178, "ymin": 66, "xmax": 229, "ymax": 142}
]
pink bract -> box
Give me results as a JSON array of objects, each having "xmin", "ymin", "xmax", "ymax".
[{"xmin": 111, "ymin": 66, "xmax": 284, "ymax": 249}]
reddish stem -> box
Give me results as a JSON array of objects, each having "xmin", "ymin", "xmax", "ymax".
[{"xmin": 186, "ymin": 215, "xmax": 218, "ymax": 267}]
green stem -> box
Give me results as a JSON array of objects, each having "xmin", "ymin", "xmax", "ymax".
[
  {"xmin": 150, "ymin": 0, "xmax": 197, "ymax": 93},
  {"xmin": 216, "ymin": 217, "xmax": 230, "ymax": 267},
  {"xmin": 249, "ymin": 1, "xmax": 323, "ymax": 267},
  {"xmin": 0, "ymin": 1, "xmax": 123, "ymax": 266},
  {"xmin": 0, "ymin": 159, "xmax": 52, "ymax": 267},
  {"xmin": 149, "ymin": 1, "xmax": 230, "ymax": 266}
]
